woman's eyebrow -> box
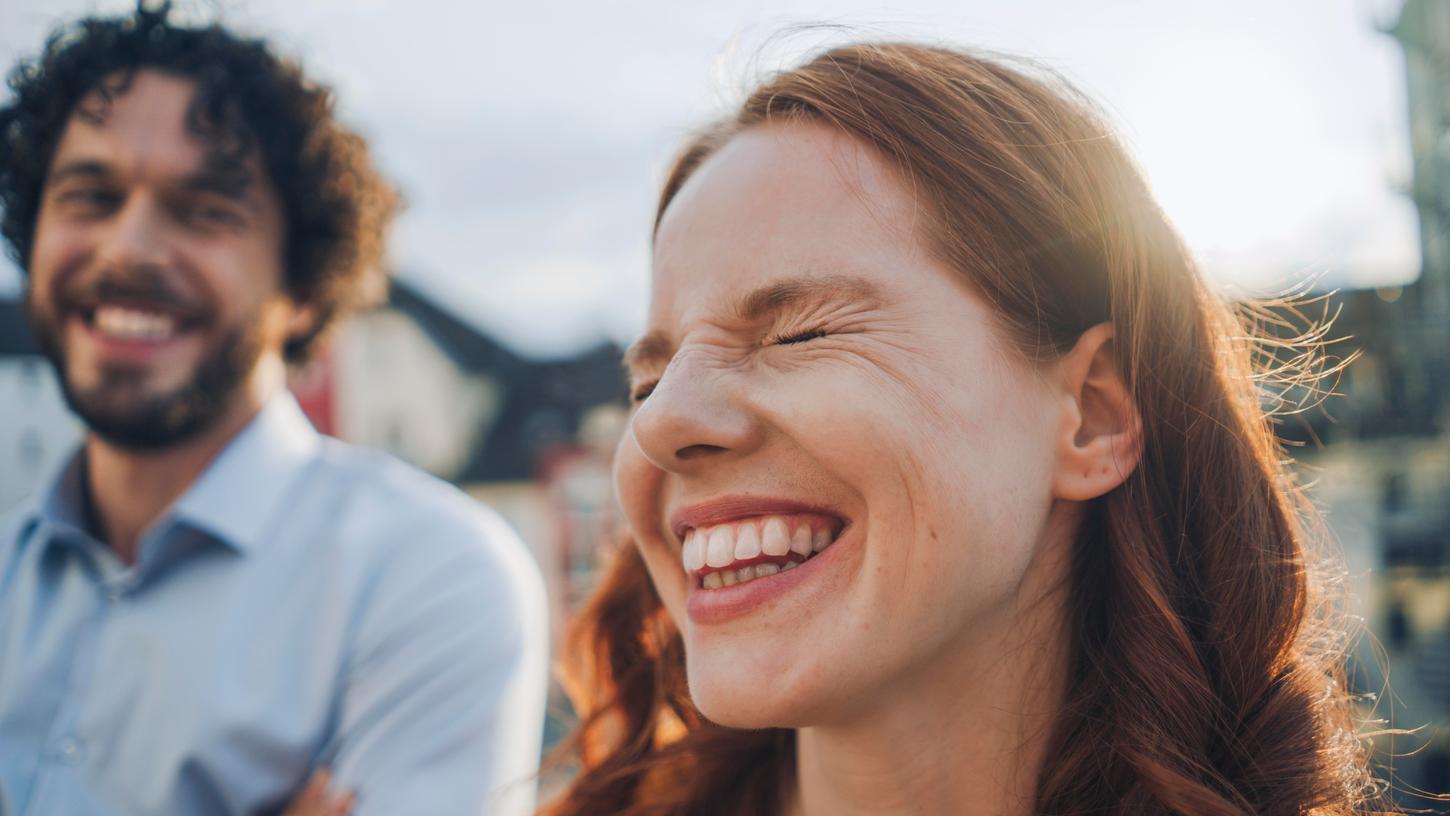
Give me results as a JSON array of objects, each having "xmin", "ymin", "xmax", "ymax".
[
  {"xmin": 623, "ymin": 331, "xmax": 673, "ymax": 376},
  {"xmin": 731, "ymin": 273, "xmax": 884, "ymax": 323},
  {"xmin": 623, "ymin": 274, "xmax": 885, "ymax": 376}
]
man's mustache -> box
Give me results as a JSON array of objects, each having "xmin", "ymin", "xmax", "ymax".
[{"xmin": 55, "ymin": 270, "xmax": 212, "ymax": 322}]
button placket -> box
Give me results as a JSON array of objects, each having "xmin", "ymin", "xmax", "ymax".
[
  {"xmin": 27, "ymin": 557, "xmax": 112, "ymax": 813},
  {"xmin": 53, "ymin": 735, "xmax": 85, "ymax": 764}
]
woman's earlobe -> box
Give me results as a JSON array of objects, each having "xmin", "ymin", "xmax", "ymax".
[{"xmin": 1052, "ymin": 323, "xmax": 1143, "ymax": 501}]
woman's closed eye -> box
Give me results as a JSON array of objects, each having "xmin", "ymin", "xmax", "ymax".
[
  {"xmin": 769, "ymin": 327, "xmax": 829, "ymax": 346},
  {"xmin": 629, "ymin": 327, "xmax": 831, "ymax": 404}
]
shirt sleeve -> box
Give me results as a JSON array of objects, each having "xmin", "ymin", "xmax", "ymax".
[{"xmin": 322, "ymin": 507, "xmax": 549, "ymax": 816}]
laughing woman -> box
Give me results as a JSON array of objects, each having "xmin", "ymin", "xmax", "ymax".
[{"xmin": 545, "ymin": 42, "xmax": 1379, "ymax": 816}]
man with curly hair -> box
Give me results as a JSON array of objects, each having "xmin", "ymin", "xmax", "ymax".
[{"xmin": 0, "ymin": 4, "xmax": 547, "ymax": 814}]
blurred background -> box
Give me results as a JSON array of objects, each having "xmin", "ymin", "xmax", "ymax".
[{"xmin": 1, "ymin": 0, "xmax": 1446, "ymax": 809}]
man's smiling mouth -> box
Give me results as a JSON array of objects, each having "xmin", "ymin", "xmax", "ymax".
[{"xmin": 90, "ymin": 304, "xmax": 181, "ymax": 342}]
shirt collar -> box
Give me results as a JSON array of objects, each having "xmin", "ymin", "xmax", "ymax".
[
  {"xmin": 19, "ymin": 393, "xmax": 319, "ymax": 561},
  {"xmin": 169, "ymin": 392, "xmax": 321, "ymax": 554},
  {"xmin": 23, "ymin": 448, "xmax": 92, "ymax": 539}
]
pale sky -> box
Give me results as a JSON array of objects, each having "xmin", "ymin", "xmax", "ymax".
[{"xmin": 0, "ymin": 0, "xmax": 1419, "ymax": 358}]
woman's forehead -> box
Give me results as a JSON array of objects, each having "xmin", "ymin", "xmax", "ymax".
[{"xmin": 649, "ymin": 123, "xmax": 924, "ymax": 312}]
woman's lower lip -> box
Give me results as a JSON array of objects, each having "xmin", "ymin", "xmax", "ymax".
[{"xmin": 684, "ymin": 528, "xmax": 849, "ymax": 625}]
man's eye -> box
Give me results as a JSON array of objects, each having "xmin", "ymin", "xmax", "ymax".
[
  {"xmin": 772, "ymin": 328, "xmax": 828, "ymax": 345},
  {"xmin": 58, "ymin": 189, "xmax": 120, "ymax": 211},
  {"xmin": 630, "ymin": 382, "xmax": 658, "ymax": 404},
  {"xmin": 182, "ymin": 204, "xmax": 243, "ymax": 227}
]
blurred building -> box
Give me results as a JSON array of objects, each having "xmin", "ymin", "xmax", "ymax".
[
  {"xmin": 1288, "ymin": 1, "xmax": 1450, "ymax": 807},
  {"xmin": 1398, "ymin": 0, "xmax": 1450, "ymax": 325}
]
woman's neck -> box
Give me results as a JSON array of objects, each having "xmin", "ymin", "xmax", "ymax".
[{"xmin": 790, "ymin": 523, "xmax": 1074, "ymax": 816}]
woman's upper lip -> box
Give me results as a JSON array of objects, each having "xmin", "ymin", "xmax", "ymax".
[{"xmin": 670, "ymin": 495, "xmax": 846, "ymax": 541}]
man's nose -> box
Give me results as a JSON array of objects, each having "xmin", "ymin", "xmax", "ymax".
[{"xmin": 94, "ymin": 195, "xmax": 170, "ymax": 273}]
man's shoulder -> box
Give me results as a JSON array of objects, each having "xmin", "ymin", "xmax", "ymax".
[
  {"xmin": 314, "ymin": 439, "xmax": 500, "ymax": 535},
  {"xmin": 308, "ymin": 441, "xmax": 548, "ymax": 665},
  {"xmin": 309, "ymin": 438, "xmax": 543, "ymax": 601}
]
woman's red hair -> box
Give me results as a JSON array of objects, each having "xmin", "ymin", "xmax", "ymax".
[{"xmin": 543, "ymin": 41, "xmax": 1383, "ymax": 815}]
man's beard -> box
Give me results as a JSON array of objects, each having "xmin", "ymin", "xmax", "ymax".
[{"xmin": 25, "ymin": 289, "xmax": 269, "ymax": 453}]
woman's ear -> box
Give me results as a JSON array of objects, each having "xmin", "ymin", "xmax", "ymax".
[{"xmin": 1051, "ymin": 322, "xmax": 1143, "ymax": 501}]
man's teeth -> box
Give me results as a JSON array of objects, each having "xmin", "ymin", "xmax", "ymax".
[
  {"xmin": 93, "ymin": 305, "xmax": 177, "ymax": 342},
  {"xmin": 682, "ymin": 514, "xmax": 840, "ymax": 588}
]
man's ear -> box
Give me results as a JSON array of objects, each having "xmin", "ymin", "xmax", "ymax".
[
  {"xmin": 1051, "ymin": 322, "xmax": 1143, "ymax": 501},
  {"xmin": 284, "ymin": 301, "xmax": 319, "ymax": 345}
]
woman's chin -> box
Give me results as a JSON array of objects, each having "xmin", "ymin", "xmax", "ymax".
[
  {"xmin": 693, "ymin": 695, "xmax": 810, "ymax": 730},
  {"xmin": 687, "ymin": 667, "xmax": 838, "ymax": 730}
]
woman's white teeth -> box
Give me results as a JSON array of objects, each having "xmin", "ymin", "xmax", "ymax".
[
  {"xmin": 683, "ymin": 531, "xmax": 705, "ymax": 573},
  {"xmin": 791, "ymin": 526, "xmax": 813, "ymax": 558},
  {"xmin": 735, "ymin": 524, "xmax": 761, "ymax": 560},
  {"xmin": 701, "ymin": 561, "xmax": 787, "ymax": 590},
  {"xmin": 813, "ymin": 529, "xmax": 832, "ymax": 552},
  {"xmin": 682, "ymin": 514, "xmax": 841, "ymax": 587},
  {"xmin": 706, "ymin": 527, "xmax": 733, "ymax": 568},
  {"xmin": 762, "ymin": 518, "xmax": 790, "ymax": 556},
  {"xmin": 701, "ymin": 558, "xmax": 792, "ymax": 589},
  {"xmin": 94, "ymin": 305, "xmax": 177, "ymax": 341}
]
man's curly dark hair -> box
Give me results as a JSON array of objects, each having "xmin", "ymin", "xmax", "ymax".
[{"xmin": 0, "ymin": 1, "xmax": 397, "ymax": 362}]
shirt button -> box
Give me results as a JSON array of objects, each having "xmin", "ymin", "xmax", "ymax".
[{"xmin": 54, "ymin": 736, "xmax": 85, "ymax": 764}]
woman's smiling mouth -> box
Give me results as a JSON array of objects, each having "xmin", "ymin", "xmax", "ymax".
[
  {"xmin": 682, "ymin": 513, "xmax": 842, "ymax": 588},
  {"xmin": 670, "ymin": 498, "xmax": 849, "ymax": 624}
]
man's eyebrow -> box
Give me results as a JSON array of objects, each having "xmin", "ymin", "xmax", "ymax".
[
  {"xmin": 181, "ymin": 153, "xmax": 257, "ymax": 201},
  {"xmin": 622, "ymin": 274, "xmax": 885, "ymax": 375},
  {"xmin": 45, "ymin": 155, "xmax": 258, "ymax": 205},
  {"xmin": 46, "ymin": 159, "xmax": 114, "ymax": 187}
]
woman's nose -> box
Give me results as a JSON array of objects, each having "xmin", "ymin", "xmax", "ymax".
[{"xmin": 628, "ymin": 354, "xmax": 762, "ymax": 473}]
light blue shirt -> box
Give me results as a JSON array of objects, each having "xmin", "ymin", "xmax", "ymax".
[{"xmin": 0, "ymin": 394, "xmax": 548, "ymax": 815}]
